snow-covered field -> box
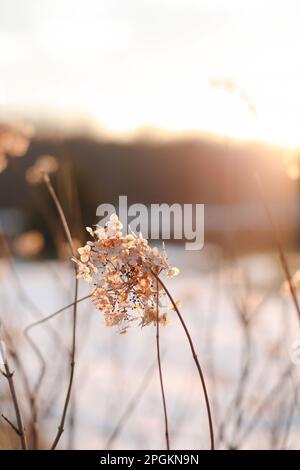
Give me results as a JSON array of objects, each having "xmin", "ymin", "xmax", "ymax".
[{"xmin": 1, "ymin": 245, "xmax": 300, "ymax": 449}]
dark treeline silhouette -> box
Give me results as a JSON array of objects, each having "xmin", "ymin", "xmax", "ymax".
[{"xmin": 0, "ymin": 134, "xmax": 297, "ymax": 252}]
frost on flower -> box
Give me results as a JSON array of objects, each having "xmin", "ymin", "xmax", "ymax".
[{"xmin": 73, "ymin": 214, "xmax": 179, "ymax": 333}]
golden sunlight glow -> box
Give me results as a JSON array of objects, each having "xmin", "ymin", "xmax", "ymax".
[
  {"xmin": 92, "ymin": 75, "xmax": 300, "ymax": 149},
  {"xmin": 0, "ymin": 0, "xmax": 300, "ymax": 148}
]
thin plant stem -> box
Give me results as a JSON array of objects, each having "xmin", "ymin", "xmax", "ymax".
[
  {"xmin": 43, "ymin": 174, "xmax": 76, "ymax": 256},
  {"xmin": 105, "ymin": 356, "xmax": 161, "ymax": 449},
  {"xmin": 280, "ymin": 374, "xmax": 298, "ymax": 449},
  {"xmin": 25, "ymin": 294, "xmax": 92, "ymax": 334},
  {"xmin": 24, "ymin": 293, "xmax": 91, "ymax": 445},
  {"xmin": 23, "ymin": 332, "xmax": 45, "ymax": 449},
  {"xmin": 1, "ymin": 229, "xmax": 45, "ymax": 448},
  {"xmin": 152, "ymin": 270, "xmax": 215, "ymax": 450},
  {"xmin": 255, "ymin": 174, "xmax": 300, "ymax": 324},
  {"xmin": 0, "ymin": 336, "xmax": 27, "ymax": 450},
  {"xmin": 155, "ymin": 277, "xmax": 170, "ymax": 450},
  {"xmin": 43, "ymin": 174, "xmax": 79, "ymax": 450},
  {"xmin": 1, "ymin": 219, "xmax": 70, "ymax": 449},
  {"xmin": 4, "ymin": 338, "xmax": 37, "ymax": 448},
  {"xmin": 234, "ymin": 364, "xmax": 291, "ymax": 447},
  {"xmin": 1, "ymin": 413, "xmax": 21, "ymax": 435}
]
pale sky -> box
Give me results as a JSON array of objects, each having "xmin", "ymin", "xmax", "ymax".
[{"xmin": 1, "ymin": 0, "xmax": 300, "ymax": 147}]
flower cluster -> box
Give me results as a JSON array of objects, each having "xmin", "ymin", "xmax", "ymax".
[{"xmin": 73, "ymin": 214, "xmax": 179, "ymax": 333}]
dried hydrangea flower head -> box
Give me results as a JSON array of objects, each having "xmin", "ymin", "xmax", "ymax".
[{"xmin": 73, "ymin": 214, "xmax": 179, "ymax": 334}]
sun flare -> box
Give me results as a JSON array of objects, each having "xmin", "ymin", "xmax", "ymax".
[{"xmin": 1, "ymin": 0, "xmax": 300, "ymax": 149}]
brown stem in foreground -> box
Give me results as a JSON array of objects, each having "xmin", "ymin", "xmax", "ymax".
[
  {"xmin": 25, "ymin": 294, "xmax": 92, "ymax": 334},
  {"xmin": 1, "ymin": 413, "xmax": 21, "ymax": 435},
  {"xmin": 23, "ymin": 292, "xmax": 92, "ymax": 447},
  {"xmin": 233, "ymin": 364, "xmax": 292, "ymax": 447},
  {"xmin": 43, "ymin": 174, "xmax": 79, "ymax": 450},
  {"xmin": 23, "ymin": 332, "xmax": 45, "ymax": 449},
  {"xmin": 50, "ymin": 275, "xmax": 78, "ymax": 450},
  {"xmin": 0, "ymin": 338, "xmax": 27, "ymax": 450},
  {"xmin": 152, "ymin": 271, "xmax": 215, "ymax": 450},
  {"xmin": 255, "ymin": 174, "xmax": 300, "ymax": 324},
  {"xmin": 4, "ymin": 340, "xmax": 38, "ymax": 449},
  {"xmin": 0, "ymin": 229, "xmax": 45, "ymax": 448},
  {"xmin": 155, "ymin": 278, "xmax": 170, "ymax": 450}
]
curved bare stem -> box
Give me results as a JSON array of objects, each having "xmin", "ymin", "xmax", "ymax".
[
  {"xmin": 155, "ymin": 277, "xmax": 170, "ymax": 449},
  {"xmin": 152, "ymin": 270, "xmax": 214, "ymax": 450},
  {"xmin": 43, "ymin": 174, "xmax": 79, "ymax": 450},
  {"xmin": 25, "ymin": 294, "xmax": 92, "ymax": 334},
  {"xmin": 0, "ymin": 336, "xmax": 27, "ymax": 450},
  {"xmin": 23, "ymin": 291, "xmax": 92, "ymax": 447},
  {"xmin": 255, "ymin": 174, "xmax": 300, "ymax": 324},
  {"xmin": 105, "ymin": 356, "xmax": 161, "ymax": 449}
]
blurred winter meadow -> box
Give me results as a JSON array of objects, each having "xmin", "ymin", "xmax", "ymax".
[{"xmin": 1, "ymin": 0, "xmax": 300, "ymax": 451}]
